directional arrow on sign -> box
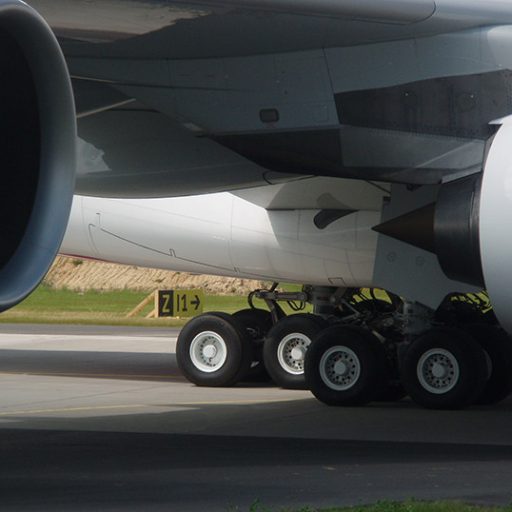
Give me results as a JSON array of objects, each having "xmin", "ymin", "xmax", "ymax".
[{"xmin": 191, "ymin": 295, "xmax": 201, "ymax": 310}]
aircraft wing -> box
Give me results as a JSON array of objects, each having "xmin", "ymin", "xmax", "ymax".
[
  {"xmin": 168, "ymin": 0, "xmax": 436, "ymax": 24},
  {"xmin": 40, "ymin": 0, "xmax": 512, "ymax": 199},
  {"xmin": 28, "ymin": 0, "xmax": 512, "ymax": 58}
]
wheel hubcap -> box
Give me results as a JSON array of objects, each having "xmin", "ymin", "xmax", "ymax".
[
  {"xmin": 203, "ymin": 345, "xmax": 218, "ymax": 359},
  {"xmin": 189, "ymin": 331, "xmax": 228, "ymax": 373},
  {"xmin": 334, "ymin": 360, "xmax": 349, "ymax": 376},
  {"xmin": 291, "ymin": 346, "xmax": 306, "ymax": 361},
  {"xmin": 319, "ymin": 346, "xmax": 361, "ymax": 391},
  {"xmin": 417, "ymin": 348, "xmax": 460, "ymax": 394},
  {"xmin": 432, "ymin": 362, "xmax": 447, "ymax": 379},
  {"xmin": 277, "ymin": 333, "xmax": 312, "ymax": 375}
]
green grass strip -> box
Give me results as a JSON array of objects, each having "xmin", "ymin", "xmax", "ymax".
[
  {"xmin": 244, "ymin": 500, "xmax": 512, "ymax": 512},
  {"xmin": 0, "ymin": 285, "xmax": 311, "ymax": 327}
]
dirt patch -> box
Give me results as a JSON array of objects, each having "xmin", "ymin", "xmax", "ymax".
[{"xmin": 44, "ymin": 256, "xmax": 266, "ymax": 295}]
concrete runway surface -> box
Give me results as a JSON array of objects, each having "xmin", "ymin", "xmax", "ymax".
[{"xmin": 0, "ymin": 324, "xmax": 511, "ymax": 511}]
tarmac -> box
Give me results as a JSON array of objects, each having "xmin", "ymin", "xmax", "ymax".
[{"xmin": 0, "ymin": 323, "xmax": 511, "ymax": 511}]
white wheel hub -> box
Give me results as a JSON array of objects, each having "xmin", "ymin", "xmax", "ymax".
[
  {"xmin": 319, "ymin": 346, "xmax": 361, "ymax": 391},
  {"xmin": 291, "ymin": 346, "xmax": 306, "ymax": 361},
  {"xmin": 334, "ymin": 360, "xmax": 349, "ymax": 376},
  {"xmin": 277, "ymin": 332, "xmax": 312, "ymax": 375},
  {"xmin": 417, "ymin": 348, "xmax": 460, "ymax": 395},
  {"xmin": 203, "ymin": 345, "xmax": 218, "ymax": 359},
  {"xmin": 189, "ymin": 331, "xmax": 228, "ymax": 373}
]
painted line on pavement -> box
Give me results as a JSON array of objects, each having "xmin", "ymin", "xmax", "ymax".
[
  {"xmin": 0, "ymin": 371, "xmax": 184, "ymax": 380},
  {"xmin": 0, "ymin": 404, "xmax": 148, "ymax": 416}
]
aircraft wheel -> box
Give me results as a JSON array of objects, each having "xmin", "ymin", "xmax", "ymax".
[
  {"xmin": 263, "ymin": 314, "xmax": 326, "ymax": 389},
  {"xmin": 401, "ymin": 328, "xmax": 487, "ymax": 409},
  {"xmin": 176, "ymin": 312, "xmax": 253, "ymax": 387},
  {"xmin": 232, "ymin": 308, "xmax": 273, "ymax": 381},
  {"xmin": 470, "ymin": 325, "xmax": 512, "ymax": 405},
  {"xmin": 304, "ymin": 325, "xmax": 387, "ymax": 406}
]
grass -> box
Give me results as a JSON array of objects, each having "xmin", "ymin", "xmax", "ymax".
[
  {"xmin": 244, "ymin": 501, "xmax": 512, "ymax": 512},
  {"xmin": 322, "ymin": 504, "xmax": 512, "ymax": 512},
  {"xmin": 0, "ymin": 285, "xmax": 310, "ymax": 327}
]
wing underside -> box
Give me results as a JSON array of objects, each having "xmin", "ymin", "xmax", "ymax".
[{"xmin": 24, "ymin": 0, "xmax": 512, "ymax": 199}]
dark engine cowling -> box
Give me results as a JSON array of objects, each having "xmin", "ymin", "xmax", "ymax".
[
  {"xmin": 435, "ymin": 173, "xmax": 483, "ymax": 288},
  {"xmin": 0, "ymin": 2, "xmax": 75, "ymax": 310},
  {"xmin": 434, "ymin": 129, "xmax": 512, "ymax": 335}
]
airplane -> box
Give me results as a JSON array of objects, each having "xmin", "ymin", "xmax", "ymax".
[{"xmin": 4, "ymin": 0, "xmax": 512, "ymax": 410}]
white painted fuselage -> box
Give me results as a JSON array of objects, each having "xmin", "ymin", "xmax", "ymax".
[{"xmin": 61, "ymin": 191, "xmax": 380, "ymax": 287}]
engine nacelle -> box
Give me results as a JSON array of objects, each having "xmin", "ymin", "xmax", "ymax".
[
  {"xmin": 480, "ymin": 121, "xmax": 512, "ymax": 333},
  {"xmin": 0, "ymin": 2, "xmax": 75, "ymax": 310},
  {"xmin": 438, "ymin": 123, "xmax": 512, "ymax": 335},
  {"xmin": 374, "ymin": 125, "xmax": 512, "ymax": 333}
]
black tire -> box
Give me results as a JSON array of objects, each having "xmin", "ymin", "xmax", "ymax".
[
  {"xmin": 233, "ymin": 308, "xmax": 273, "ymax": 382},
  {"xmin": 263, "ymin": 314, "xmax": 326, "ymax": 389},
  {"xmin": 176, "ymin": 313, "xmax": 253, "ymax": 387},
  {"xmin": 304, "ymin": 325, "xmax": 387, "ymax": 406},
  {"xmin": 401, "ymin": 328, "xmax": 487, "ymax": 410},
  {"xmin": 470, "ymin": 325, "xmax": 512, "ymax": 405}
]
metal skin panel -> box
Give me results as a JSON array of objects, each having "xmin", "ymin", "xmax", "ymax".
[
  {"xmin": 66, "ymin": 24, "xmax": 512, "ymax": 192},
  {"xmin": 232, "ymin": 178, "xmax": 388, "ymax": 211},
  {"xmin": 61, "ymin": 193, "xmax": 379, "ymax": 287},
  {"xmin": 76, "ymin": 109, "xmax": 288, "ymax": 198},
  {"xmin": 23, "ymin": 1, "xmax": 512, "ymax": 59}
]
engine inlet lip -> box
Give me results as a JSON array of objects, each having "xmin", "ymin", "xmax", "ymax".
[{"xmin": 0, "ymin": 1, "xmax": 76, "ymax": 310}]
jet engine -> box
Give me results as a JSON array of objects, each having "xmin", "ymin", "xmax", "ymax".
[
  {"xmin": 434, "ymin": 129, "xmax": 512, "ymax": 335},
  {"xmin": 374, "ymin": 122, "xmax": 512, "ymax": 334},
  {"xmin": 0, "ymin": 2, "xmax": 75, "ymax": 310}
]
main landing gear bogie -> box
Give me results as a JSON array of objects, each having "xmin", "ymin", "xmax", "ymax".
[{"xmin": 176, "ymin": 286, "xmax": 512, "ymax": 410}]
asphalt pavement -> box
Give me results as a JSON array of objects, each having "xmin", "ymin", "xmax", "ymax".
[{"xmin": 0, "ymin": 324, "xmax": 511, "ymax": 511}]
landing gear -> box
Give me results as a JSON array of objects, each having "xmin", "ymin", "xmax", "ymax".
[
  {"xmin": 232, "ymin": 308, "xmax": 273, "ymax": 381},
  {"xmin": 232, "ymin": 308, "xmax": 273, "ymax": 341},
  {"xmin": 176, "ymin": 312, "xmax": 253, "ymax": 387},
  {"xmin": 263, "ymin": 314, "xmax": 326, "ymax": 389},
  {"xmin": 305, "ymin": 325, "xmax": 387, "ymax": 406},
  {"xmin": 176, "ymin": 284, "xmax": 512, "ymax": 410},
  {"xmin": 470, "ymin": 325, "xmax": 512, "ymax": 405},
  {"xmin": 401, "ymin": 328, "xmax": 488, "ymax": 409}
]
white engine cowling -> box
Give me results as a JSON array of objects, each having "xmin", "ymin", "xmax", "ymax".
[
  {"xmin": 480, "ymin": 121, "xmax": 512, "ymax": 334},
  {"xmin": 0, "ymin": 2, "xmax": 75, "ymax": 310}
]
